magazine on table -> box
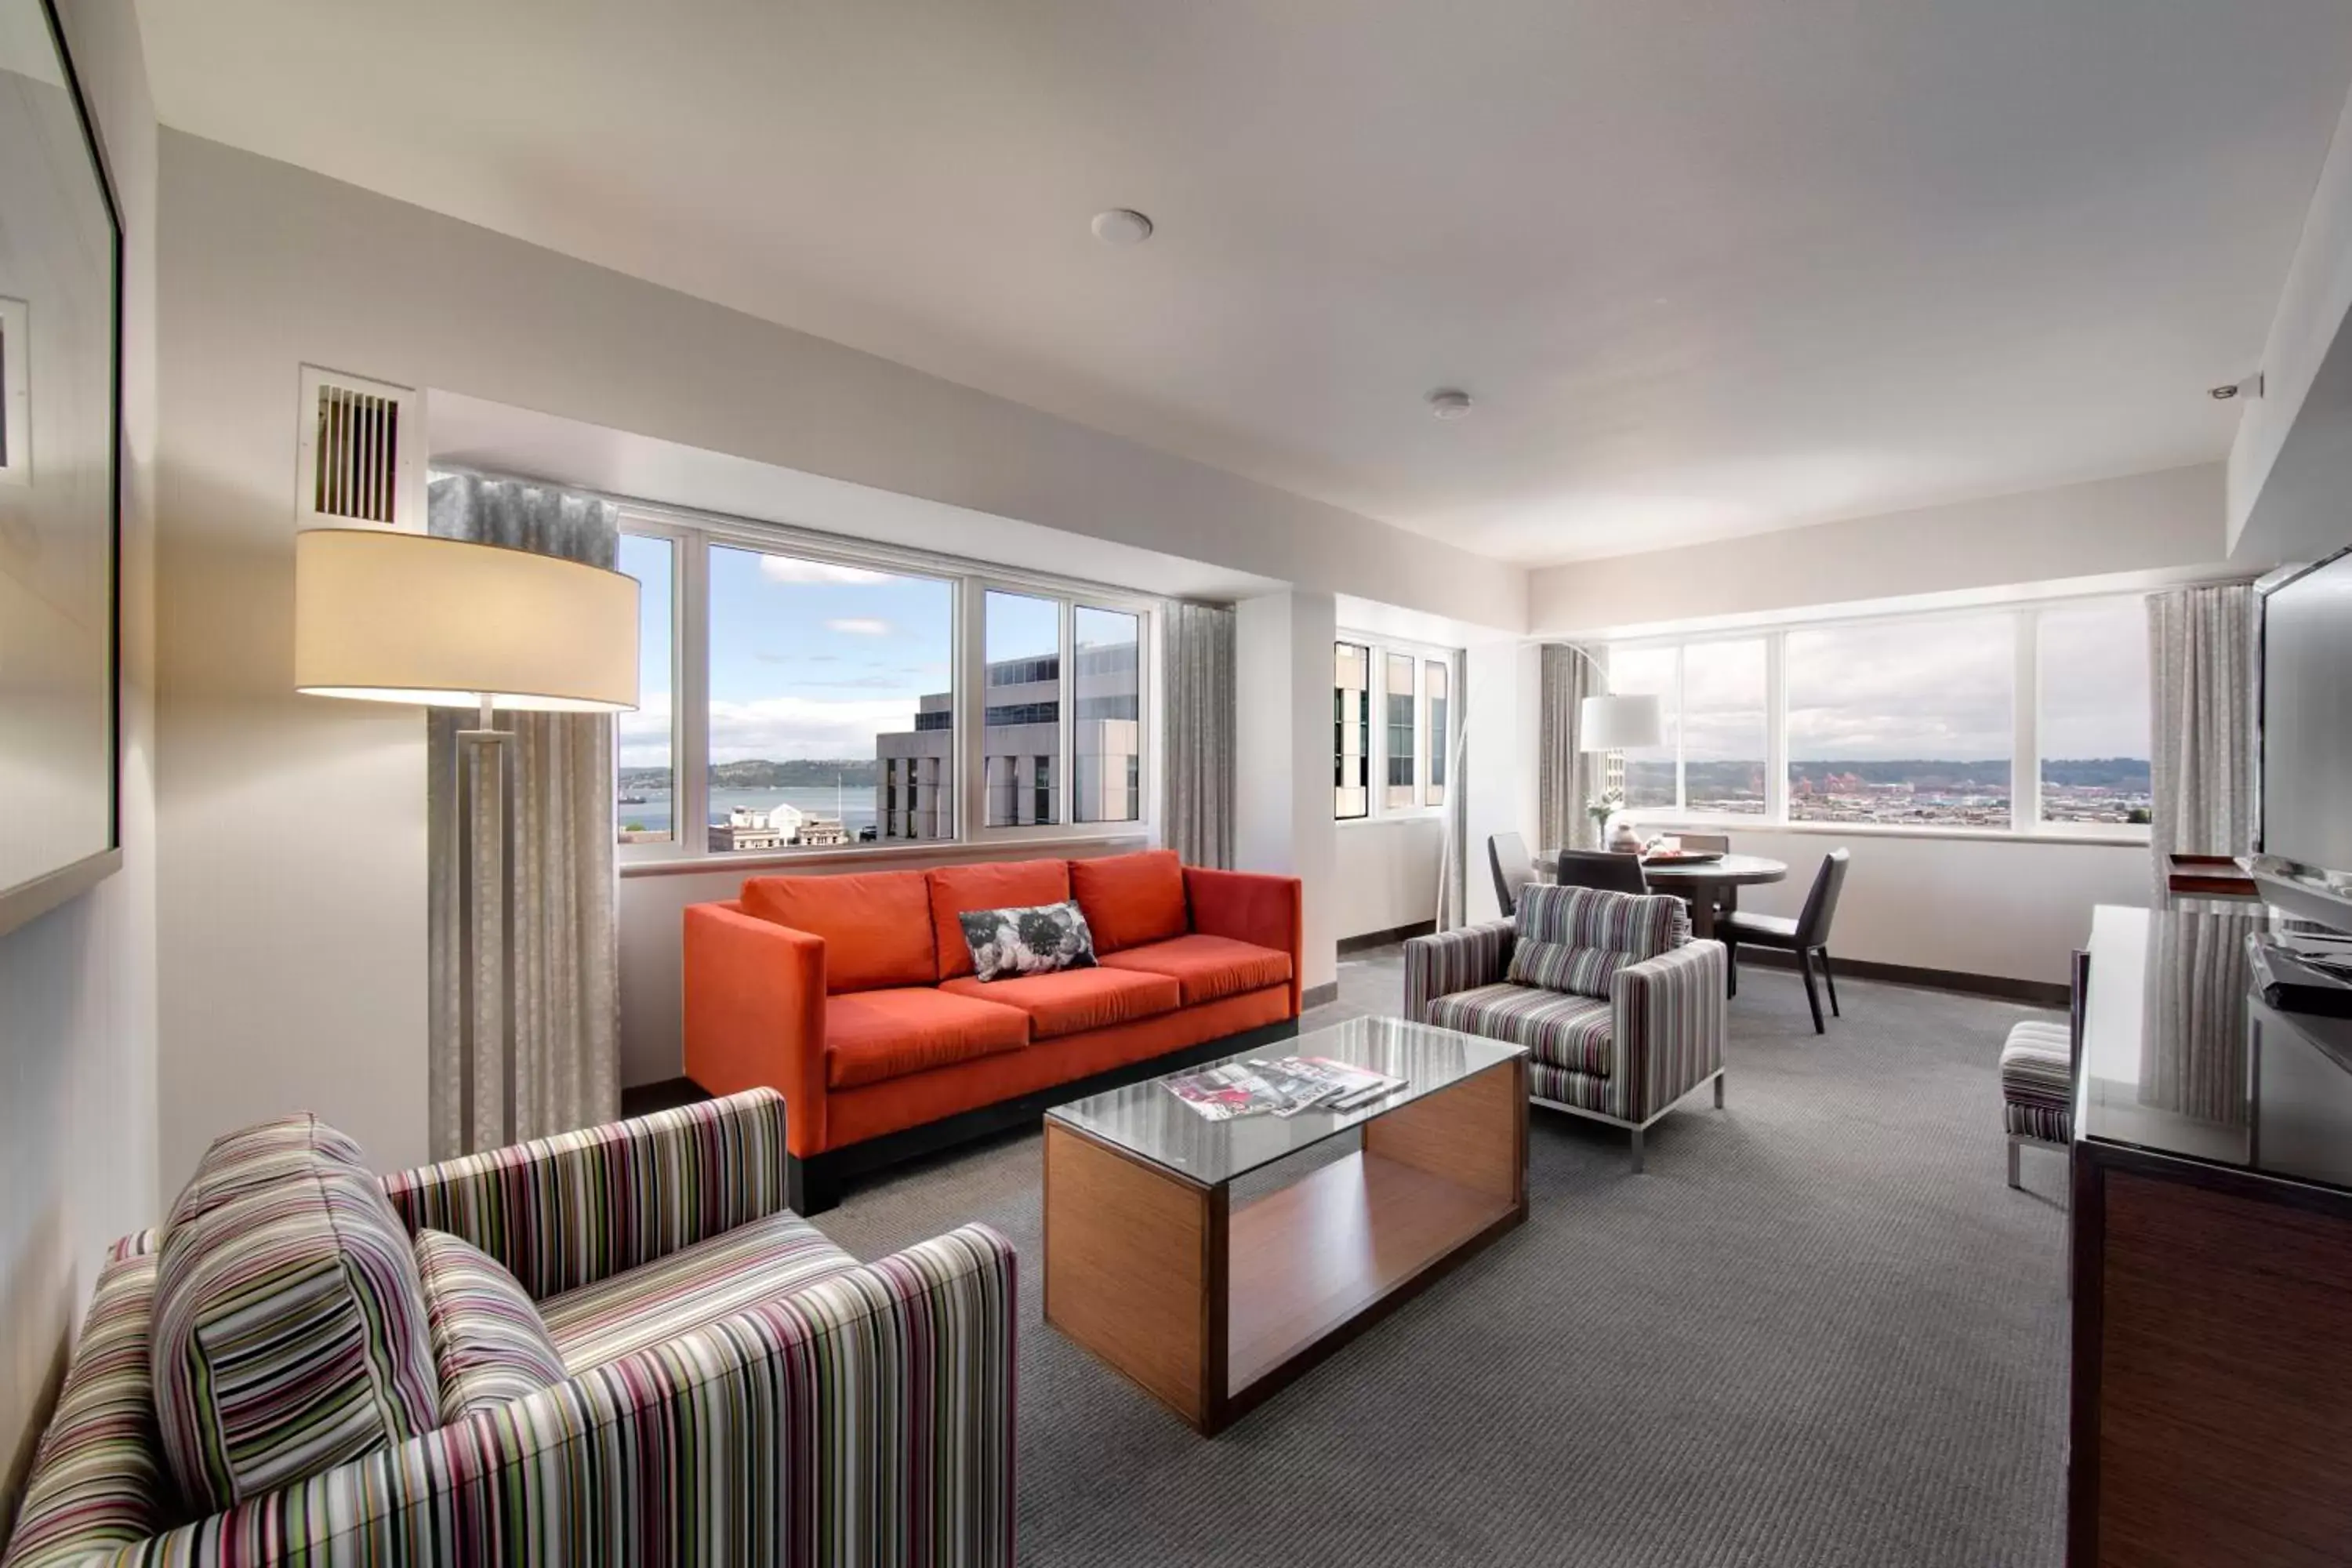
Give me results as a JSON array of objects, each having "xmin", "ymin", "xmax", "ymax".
[{"xmin": 1162, "ymin": 1054, "xmax": 1407, "ymax": 1120}]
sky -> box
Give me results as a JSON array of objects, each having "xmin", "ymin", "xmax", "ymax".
[
  {"xmin": 1608, "ymin": 600, "xmax": 2150, "ymax": 764},
  {"xmin": 615, "ymin": 543, "xmax": 1139, "ymax": 769}
]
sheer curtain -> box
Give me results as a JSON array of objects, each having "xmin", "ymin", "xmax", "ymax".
[
  {"xmin": 2147, "ymin": 583, "xmax": 2256, "ymax": 901},
  {"xmin": 1537, "ymin": 644, "xmax": 1606, "ymax": 854},
  {"xmin": 1162, "ymin": 602, "xmax": 1236, "ymax": 867},
  {"xmin": 425, "ymin": 473, "xmax": 622, "ymax": 1157}
]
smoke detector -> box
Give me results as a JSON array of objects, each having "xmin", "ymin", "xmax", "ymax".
[
  {"xmin": 1091, "ymin": 209, "xmax": 1154, "ymax": 245},
  {"xmin": 1427, "ymin": 388, "xmax": 1475, "ymax": 419}
]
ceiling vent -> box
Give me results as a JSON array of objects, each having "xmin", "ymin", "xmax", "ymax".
[{"xmin": 296, "ymin": 365, "xmax": 419, "ymax": 531}]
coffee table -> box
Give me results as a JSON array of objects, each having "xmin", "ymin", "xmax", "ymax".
[{"xmin": 1043, "ymin": 1015, "xmax": 1528, "ymax": 1435}]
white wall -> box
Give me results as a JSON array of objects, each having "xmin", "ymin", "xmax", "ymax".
[
  {"xmin": 1234, "ymin": 591, "xmax": 1341, "ymax": 996},
  {"xmin": 1530, "ymin": 463, "xmax": 2233, "ymax": 636},
  {"xmin": 155, "ymin": 135, "xmax": 1518, "ymax": 1179},
  {"xmin": 1, "ymin": 0, "xmax": 158, "ymax": 1526},
  {"xmin": 2230, "ymin": 81, "xmax": 2352, "ymax": 558},
  {"xmin": 1334, "ymin": 818, "xmax": 1445, "ymax": 940},
  {"xmin": 1675, "ymin": 827, "xmax": 2147, "ymax": 987}
]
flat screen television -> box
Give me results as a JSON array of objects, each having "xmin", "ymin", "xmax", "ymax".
[{"xmin": 2257, "ymin": 548, "xmax": 2352, "ymax": 920}]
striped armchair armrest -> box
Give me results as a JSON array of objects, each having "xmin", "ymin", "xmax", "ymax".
[
  {"xmin": 103, "ymin": 1225, "xmax": 1018, "ymax": 1568},
  {"xmin": 1607, "ymin": 939, "xmax": 1726, "ymax": 1123},
  {"xmin": 381, "ymin": 1089, "xmax": 790, "ymax": 1301},
  {"xmin": 1403, "ymin": 920, "xmax": 1517, "ymax": 1022}
]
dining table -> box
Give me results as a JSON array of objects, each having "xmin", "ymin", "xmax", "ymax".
[{"xmin": 1541, "ymin": 849, "xmax": 1789, "ymax": 942}]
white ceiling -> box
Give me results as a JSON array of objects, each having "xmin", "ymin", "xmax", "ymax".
[{"xmin": 137, "ymin": 1, "xmax": 2352, "ymax": 564}]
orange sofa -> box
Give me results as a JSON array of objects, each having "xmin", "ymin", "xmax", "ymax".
[{"xmin": 684, "ymin": 850, "xmax": 1303, "ymax": 1210}]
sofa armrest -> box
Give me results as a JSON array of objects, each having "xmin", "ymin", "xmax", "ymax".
[
  {"xmin": 1608, "ymin": 939, "xmax": 1726, "ymax": 1121},
  {"xmin": 684, "ymin": 899, "xmax": 829, "ymax": 1158},
  {"xmin": 1184, "ymin": 866, "xmax": 1305, "ymax": 1015},
  {"xmin": 381, "ymin": 1087, "xmax": 792, "ymax": 1301},
  {"xmin": 107, "ymin": 1225, "xmax": 1019, "ymax": 1567},
  {"xmin": 1402, "ymin": 920, "xmax": 1516, "ymax": 1022}
]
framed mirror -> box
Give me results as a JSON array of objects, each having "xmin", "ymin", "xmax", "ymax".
[{"xmin": 0, "ymin": 0, "xmax": 123, "ymax": 938}]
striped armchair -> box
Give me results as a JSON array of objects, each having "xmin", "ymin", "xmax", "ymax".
[
  {"xmin": 1404, "ymin": 886, "xmax": 1726, "ymax": 1171},
  {"xmin": 3, "ymin": 1090, "xmax": 1014, "ymax": 1568}
]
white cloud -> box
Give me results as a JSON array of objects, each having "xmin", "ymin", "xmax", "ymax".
[
  {"xmin": 707, "ymin": 694, "xmax": 920, "ymax": 761},
  {"xmin": 825, "ymin": 617, "xmax": 893, "ymax": 637},
  {"xmin": 758, "ymin": 557, "xmax": 889, "ymax": 586}
]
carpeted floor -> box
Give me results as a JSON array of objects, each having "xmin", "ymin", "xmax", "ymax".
[{"xmin": 811, "ymin": 946, "xmax": 2074, "ymax": 1567}]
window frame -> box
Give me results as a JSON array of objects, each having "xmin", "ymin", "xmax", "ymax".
[
  {"xmin": 1604, "ymin": 593, "xmax": 2151, "ymax": 842},
  {"xmin": 1336, "ymin": 630, "xmax": 1461, "ymax": 826},
  {"xmin": 615, "ymin": 499, "xmax": 1159, "ymax": 867}
]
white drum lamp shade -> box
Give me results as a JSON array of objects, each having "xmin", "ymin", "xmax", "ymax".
[
  {"xmin": 1579, "ymin": 693, "xmax": 1662, "ymax": 752},
  {"xmin": 295, "ymin": 528, "xmax": 639, "ymax": 712}
]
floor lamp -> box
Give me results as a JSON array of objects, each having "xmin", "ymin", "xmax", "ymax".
[{"xmin": 293, "ymin": 528, "xmax": 640, "ymax": 1152}]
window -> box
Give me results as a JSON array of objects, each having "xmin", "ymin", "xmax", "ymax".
[
  {"xmin": 615, "ymin": 506, "xmax": 1152, "ymax": 862},
  {"xmin": 1074, "ymin": 606, "xmax": 1142, "ymax": 823},
  {"xmin": 2038, "ymin": 600, "xmax": 2151, "ymax": 828},
  {"xmin": 984, "ymin": 590, "xmax": 1060, "ymax": 827},
  {"xmin": 1608, "ymin": 596, "xmax": 2143, "ymax": 837},
  {"xmin": 1384, "ymin": 652, "xmax": 1417, "ymax": 809},
  {"xmin": 1786, "ymin": 615, "xmax": 2011, "ymax": 826},
  {"xmin": 1682, "ymin": 640, "xmax": 1768, "ymax": 815},
  {"xmin": 615, "ymin": 533, "xmax": 675, "ymax": 845},
  {"xmin": 709, "ymin": 545, "xmax": 955, "ymax": 851},
  {"xmin": 1335, "ymin": 636, "xmax": 1460, "ymax": 821},
  {"xmin": 1335, "ymin": 642, "xmax": 1370, "ymax": 819},
  {"xmin": 1425, "ymin": 659, "xmax": 1450, "ymax": 808},
  {"xmin": 1606, "ymin": 645, "xmax": 1679, "ymax": 810}
]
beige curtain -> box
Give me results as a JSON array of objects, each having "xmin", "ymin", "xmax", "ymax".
[
  {"xmin": 425, "ymin": 474, "xmax": 622, "ymax": 1157},
  {"xmin": 1161, "ymin": 602, "xmax": 1236, "ymax": 868},
  {"xmin": 1537, "ymin": 644, "xmax": 1606, "ymax": 854},
  {"xmin": 2147, "ymin": 584, "xmax": 2256, "ymax": 902}
]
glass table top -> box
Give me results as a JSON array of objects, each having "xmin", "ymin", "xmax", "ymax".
[{"xmin": 1045, "ymin": 1014, "xmax": 1525, "ymax": 1188}]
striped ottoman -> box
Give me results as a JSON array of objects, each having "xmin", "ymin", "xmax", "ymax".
[{"xmin": 2001, "ymin": 1019, "xmax": 2074, "ymax": 1188}]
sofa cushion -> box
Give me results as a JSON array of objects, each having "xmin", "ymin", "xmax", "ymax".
[
  {"xmin": 164, "ymin": 1112, "xmax": 374, "ymax": 1234},
  {"xmin": 1100, "ymin": 933, "xmax": 1293, "ymax": 1007},
  {"xmin": 412, "ymin": 1229, "xmax": 568, "ymax": 1423},
  {"xmin": 825, "ymin": 986, "xmax": 1032, "ymax": 1089},
  {"xmin": 153, "ymin": 1131, "xmax": 440, "ymax": 1515},
  {"xmin": 1069, "ymin": 849, "xmax": 1189, "ymax": 953},
  {"xmin": 742, "ymin": 869, "xmax": 938, "ymax": 993},
  {"xmin": 958, "ymin": 899, "xmax": 1098, "ymax": 982},
  {"xmin": 1509, "ymin": 885, "xmax": 1689, "ymax": 1000},
  {"xmin": 1426, "ymin": 981, "xmax": 1615, "ymax": 1075},
  {"xmin": 939, "ymin": 966, "xmax": 1182, "ymax": 1040},
  {"xmin": 539, "ymin": 1209, "xmax": 861, "ymax": 1374},
  {"xmin": 3, "ymin": 1249, "xmax": 177, "ymax": 1567},
  {"xmin": 929, "ymin": 859, "xmax": 1071, "ymax": 980}
]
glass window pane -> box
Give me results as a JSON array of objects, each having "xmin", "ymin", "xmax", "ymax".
[
  {"xmin": 985, "ymin": 590, "xmax": 1061, "ymax": 826},
  {"xmin": 1335, "ymin": 642, "xmax": 1369, "ymax": 819},
  {"xmin": 1425, "ymin": 659, "xmax": 1450, "ymax": 807},
  {"xmin": 1605, "ymin": 646, "xmax": 1680, "ymax": 811},
  {"xmin": 1787, "ymin": 615, "xmax": 2013, "ymax": 826},
  {"xmin": 1682, "ymin": 640, "xmax": 1768, "ymax": 815},
  {"xmin": 1384, "ymin": 652, "xmax": 1417, "ymax": 810},
  {"xmin": 616, "ymin": 534, "xmax": 674, "ymax": 844},
  {"xmin": 1073, "ymin": 606, "xmax": 1141, "ymax": 824},
  {"xmin": 708, "ymin": 544, "xmax": 954, "ymax": 851},
  {"xmin": 2039, "ymin": 601, "xmax": 2151, "ymax": 827}
]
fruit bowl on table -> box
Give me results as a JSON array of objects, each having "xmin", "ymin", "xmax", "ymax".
[{"xmin": 1641, "ymin": 848, "xmax": 1725, "ymax": 866}]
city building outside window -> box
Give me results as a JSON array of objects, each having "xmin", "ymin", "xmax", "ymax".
[{"xmin": 1335, "ymin": 634, "xmax": 1461, "ymax": 823}]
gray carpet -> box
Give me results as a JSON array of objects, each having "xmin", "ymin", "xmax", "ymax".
[{"xmin": 812, "ymin": 949, "xmax": 2072, "ymax": 1567}]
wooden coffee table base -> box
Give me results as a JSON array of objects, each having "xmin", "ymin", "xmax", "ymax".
[{"xmin": 1044, "ymin": 1056, "xmax": 1528, "ymax": 1434}]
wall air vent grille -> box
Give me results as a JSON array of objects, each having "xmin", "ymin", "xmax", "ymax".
[{"xmin": 296, "ymin": 366, "xmax": 418, "ymax": 530}]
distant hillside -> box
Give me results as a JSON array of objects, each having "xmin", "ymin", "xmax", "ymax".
[
  {"xmin": 619, "ymin": 759, "xmax": 882, "ymax": 790},
  {"xmin": 1636, "ymin": 757, "xmax": 2151, "ymax": 792}
]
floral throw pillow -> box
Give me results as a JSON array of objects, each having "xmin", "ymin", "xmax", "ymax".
[{"xmin": 958, "ymin": 899, "xmax": 1099, "ymax": 982}]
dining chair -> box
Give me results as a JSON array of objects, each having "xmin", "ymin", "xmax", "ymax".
[
  {"xmin": 1555, "ymin": 848, "xmax": 1650, "ymax": 895},
  {"xmin": 1675, "ymin": 832, "xmax": 1737, "ymax": 916},
  {"xmin": 1720, "ymin": 848, "xmax": 1849, "ymax": 1033},
  {"xmin": 1488, "ymin": 832, "xmax": 1536, "ymax": 917}
]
